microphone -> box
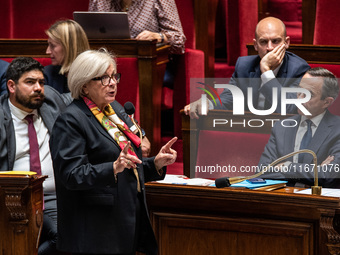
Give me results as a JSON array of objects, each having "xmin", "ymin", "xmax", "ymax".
[
  {"xmin": 124, "ymin": 101, "xmax": 135, "ymax": 116},
  {"xmin": 124, "ymin": 102, "xmax": 143, "ymax": 141},
  {"xmin": 215, "ymin": 149, "xmax": 321, "ymax": 195}
]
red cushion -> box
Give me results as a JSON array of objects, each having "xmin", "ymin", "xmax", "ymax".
[
  {"xmin": 9, "ymin": 0, "xmax": 88, "ymax": 38},
  {"xmin": 314, "ymin": 0, "xmax": 340, "ymax": 45},
  {"xmin": 309, "ymin": 63, "xmax": 340, "ymax": 116},
  {"xmin": 0, "ymin": 0, "xmax": 11, "ymax": 38},
  {"xmin": 226, "ymin": 0, "xmax": 258, "ymax": 65},
  {"xmin": 174, "ymin": 0, "xmax": 195, "ymax": 49},
  {"xmin": 1, "ymin": 57, "xmax": 51, "ymax": 66},
  {"xmin": 0, "ymin": 58, "xmax": 13, "ymax": 63},
  {"xmin": 268, "ymin": 0, "xmax": 302, "ymax": 22},
  {"xmin": 309, "ymin": 64, "xmax": 340, "ymax": 78},
  {"xmin": 115, "ymin": 58, "xmax": 140, "ymax": 120},
  {"xmin": 195, "ymin": 130, "xmax": 270, "ymax": 179},
  {"xmin": 173, "ymin": 48, "xmax": 205, "ymax": 137},
  {"xmin": 162, "ymin": 87, "xmax": 174, "ymax": 110},
  {"xmin": 166, "ymin": 162, "xmax": 184, "ymax": 175},
  {"xmin": 214, "ymin": 63, "xmax": 235, "ymax": 78},
  {"xmin": 285, "ymin": 21, "xmax": 302, "ymax": 44}
]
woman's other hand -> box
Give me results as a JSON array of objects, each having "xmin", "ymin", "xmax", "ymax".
[{"xmin": 154, "ymin": 137, "xmax": 177, "ymax": 171}]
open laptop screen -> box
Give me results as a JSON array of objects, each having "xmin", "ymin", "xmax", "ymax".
[{"xmin": 73, "ymin": 11, "xmax": 131, "ymax": 39}]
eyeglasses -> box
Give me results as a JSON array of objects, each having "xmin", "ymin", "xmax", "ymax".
[{"xmin": 92, "ymin": 73, "xmax": 121, "ymax": 86}]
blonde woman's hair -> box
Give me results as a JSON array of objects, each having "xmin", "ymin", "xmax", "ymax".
[
  {"xmin": 46, "ymin": 19, "xmax": 90, "ymax": 75},
  {"xmin": 68, "ymin": 48, "xmax": 116, "ymax": 99}
]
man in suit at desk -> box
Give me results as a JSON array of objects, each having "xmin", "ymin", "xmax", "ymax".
[
  {"xmin": 184, "ymin": 17, "xmax": 310, "ymax": 118},
  {"xmin": 0, "ymin": 57, "xmax": 72, "ymax": 254},
  {"xmin": 258, "ymin": 67, "xmax": 340, "ymax": 188}
]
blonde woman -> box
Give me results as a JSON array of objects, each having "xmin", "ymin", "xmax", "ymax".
[{"xmin": 45, "ymin": 19, "xmax": 90, "ymax": 93}]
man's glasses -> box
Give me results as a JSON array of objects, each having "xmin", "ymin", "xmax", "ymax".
[{"xmin": 92, "ymin": 73, "xmax": 121, "ymax": 86}]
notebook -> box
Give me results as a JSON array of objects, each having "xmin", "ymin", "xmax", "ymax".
[{"xmin": 73, "ymin": 11, "xmax": 131, "ymax": 39}]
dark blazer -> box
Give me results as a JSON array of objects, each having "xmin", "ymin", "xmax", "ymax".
[
  {"xmin": 0, "ymin": 60, "xmax": 9, "ymax": 96},
  {"xmin": 258, "ymin": 110, "xmax": 340, "ymax": 188},
  {"xmin": 0, "ymin": 86, "xmax": 71, "ymax": 171},
  {"xmin": 44, "ymin": 65, "xmax": 69, "ymax": 94},
  {"xmin": 217, "ymin": 51, "xmax": 311, "ymax": 113},
  {"xmin": 49, "ymin": 98, "xmax": 165, "ymax": 254},
  {"xmin": 0, "ymin": 86, "xmax": 130, "ymax": 170}
]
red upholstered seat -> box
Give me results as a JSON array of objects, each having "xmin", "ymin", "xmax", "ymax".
[
  {"xmin": 328, "ymin": 96, "xmax": 340, "ymax": 117},
  {"xmin": 268, "ymin": 0, "xmax": 302, "ymax": 44},
  {"xmin": 115, "ymin": 58, "xmax": 140, "ymax": 120},
  {"xmin": 309, "ymin": 64, "xmax": 340, "ymax": 78},
  {"xmin": 1, "ymin": 58, "xmax": 51, "ymax": 66},
  {"xmin": 195, "ymin": 130, "xmax": 270, "ymax": 179},
  {"xmin": 0, "ymin": 0, "xmax": 11, "ymax": 38},
  {"xmin": 300, "ymin": 0, "xmax": 340, "ymax": 117},
  {"xmin": 313, "ymin": 0, "xmax": 340, "ymax": 45},
  {"xmin": 309, "ymin": 63, "xmax": 340, "ymax": 116},
  {"xmin": 170, "ymin": 0, "xmax": 205, "ymax": 138},
  {"xmin": 214, "ymin": 0, "xmax": 258, "ymax": 77},
  {"xmin": 1, "ymin": 0, "xmax": 88, "ymax": 38}
]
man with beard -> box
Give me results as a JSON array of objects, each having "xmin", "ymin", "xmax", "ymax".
[{"xmin": 0, "ymin": 57, "xmax": 71, "ymax": 255}]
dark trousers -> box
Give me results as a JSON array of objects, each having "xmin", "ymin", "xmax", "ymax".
[{"xmin": 39, "ymin": 193, "xmax": 59, "ymax": 255}]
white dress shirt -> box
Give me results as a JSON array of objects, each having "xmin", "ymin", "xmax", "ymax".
[
  {"xmin": 292, "ymin": 111, "xmax": 326, "ymax": 163},
  {"xmin": 9, "ymin": 99, "xmax": 55, "ymax": 193},
  {"xmin": 257, "ymin": 62, "xmax": 283, "ymax": 109}
]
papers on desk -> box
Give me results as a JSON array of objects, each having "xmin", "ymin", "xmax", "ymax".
[
  {"xmin": 0, "ymin": 171, "xmax": 37, "ymax": 176},
  {"xmin": 295, "ymin": 188, "xmax": 340, "ymax": 197},
  {"xmin": 229, "ymin": 179, "xmax": 287, "ymax": 190},
  {"xmin": 156, "ymin": 174, "xmax": 214, "ymax": 186},
  {"xmin": 157, "ymin": 175, "xmax": 287, "ymax": 190}
]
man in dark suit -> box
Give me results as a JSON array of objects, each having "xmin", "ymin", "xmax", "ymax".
[
  {"xmin": 184, "ymin": 17, "xmax": 310, "ymax": 118},
  {"xmin": 0, "ymin": 57, "xmax": 72, "ymax": 255},
  {"xmin": 258, "ymin": 67, "xmax": 340, "ymax": 188},
  {"xmin": 0, "ymin": 59, "xmax": 9, "ymax": 96}
]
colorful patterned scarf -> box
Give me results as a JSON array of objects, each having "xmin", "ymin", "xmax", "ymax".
[{"xmin": 84, "ymin": 97, "xmax": 141, "ymax": 191}]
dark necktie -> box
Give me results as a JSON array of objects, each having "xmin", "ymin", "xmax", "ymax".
[
  {"xmin": 298, "ymin": 119, "xmax": 313, "ymax": 163},
  {"xmin": 25, "ymin": 114, "xmax": 42, "ymax": 175}
]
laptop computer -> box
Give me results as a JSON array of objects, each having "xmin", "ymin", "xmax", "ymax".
[{"xmin": 73, "ymin": 11, "xmax": 131, "ymax": 39}]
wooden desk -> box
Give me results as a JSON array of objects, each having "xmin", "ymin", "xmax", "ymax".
[
  {"xmin": 0, "ymin": 174, "xmax": 46, "ymax": 255},
  {"xmin": 0, "ymin": 39, "xmax": 170, "ymax": 154},
  {"xmin": 145, "ymin": 182, "xmax": 340, "ymax": 255}
]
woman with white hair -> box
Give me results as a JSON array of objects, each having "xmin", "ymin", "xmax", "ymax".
[{"xmin": 50, "ymin": 48, "xmax": 177, "ymax": 255}]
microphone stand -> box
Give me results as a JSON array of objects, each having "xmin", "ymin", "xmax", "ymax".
[
  {"xmin": 226, "ymin": 149, "xmax": 321, "ymax": 195},
  {"xmin": 130, "ymin": 117, "xmax": 143, "ymax": 141}
]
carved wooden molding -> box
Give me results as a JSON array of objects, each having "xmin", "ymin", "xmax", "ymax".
[
  {"xmin": 320, "ymin": 210, "xmax": 340, "ymax": 255},
  {"xmin": 4, "ymin": 188, "xmax": 28, "ymax": 221}
]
